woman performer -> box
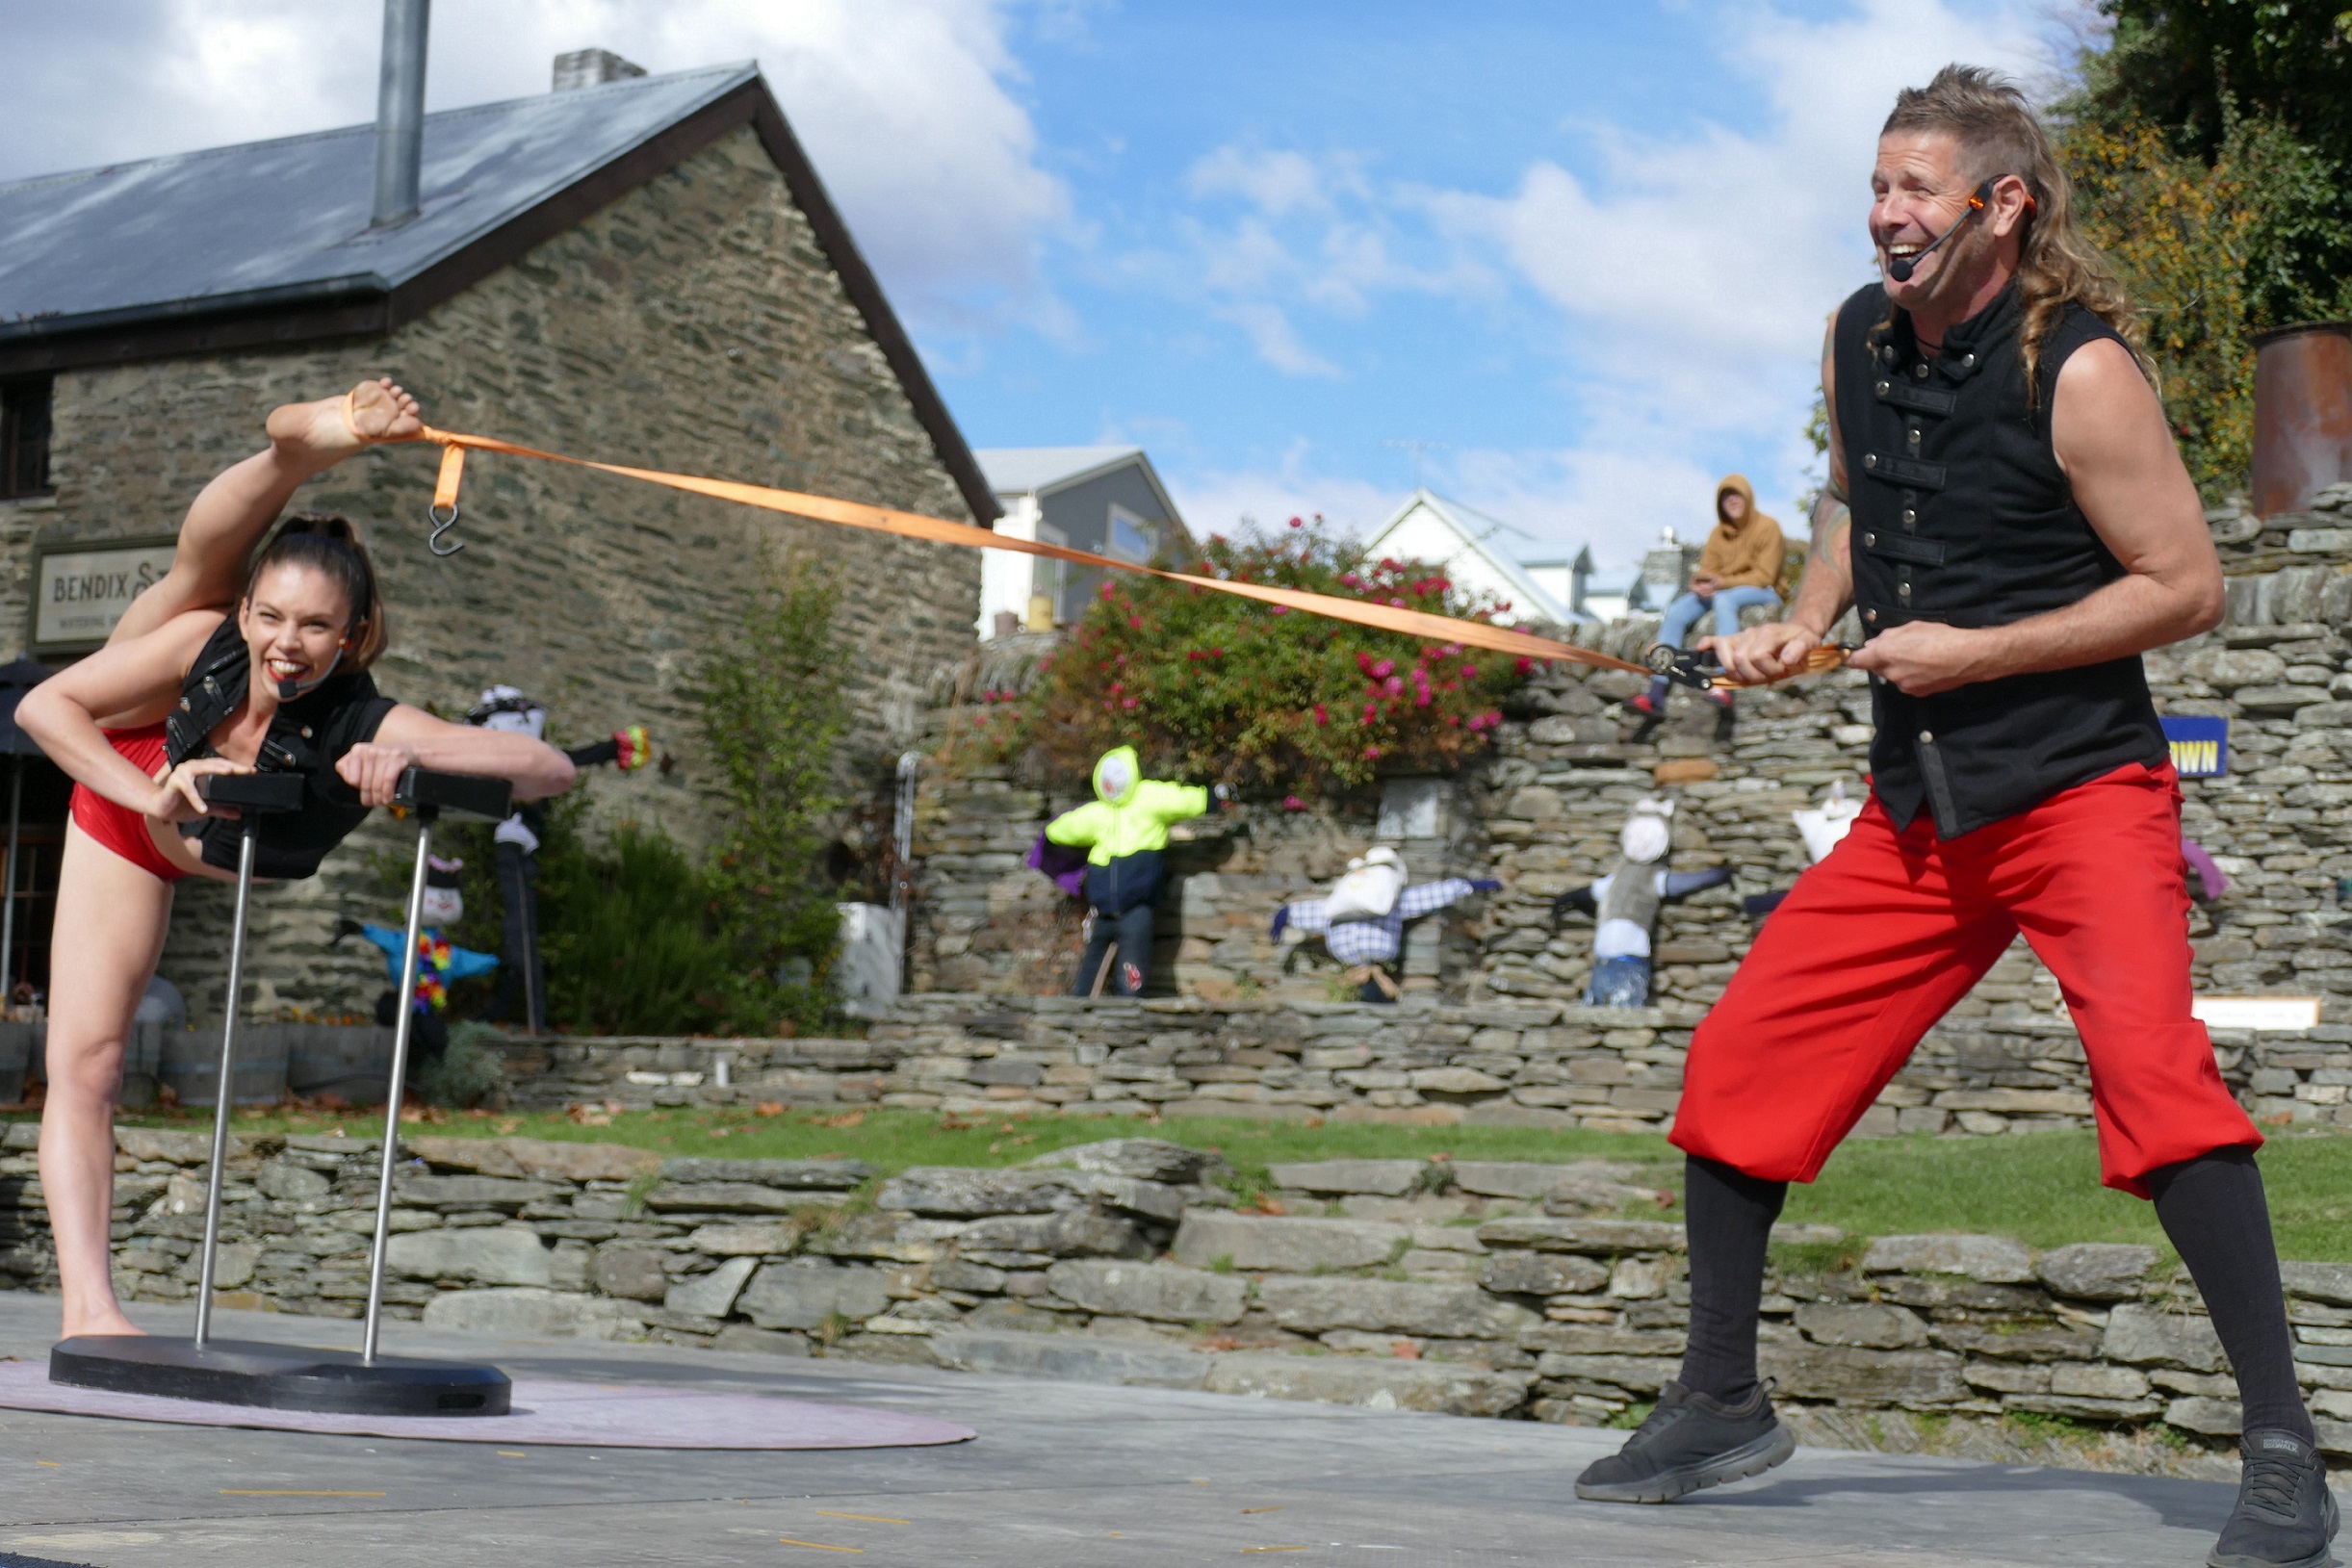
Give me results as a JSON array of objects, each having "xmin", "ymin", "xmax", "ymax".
[{"xmin": 17, "ymin": 379, "xmax": 577, "ymax": 1338}]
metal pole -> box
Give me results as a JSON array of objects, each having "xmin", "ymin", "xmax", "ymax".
[
  {"xmin": 518, "ymin": 856, "xmax": 541, "ymax": 1036},
  {"xmin": 371, "ymin": 0, "xmax": 430, "ymax": 226},
  {"xmin": 192, "ymin": 823, "xmax": 259, "ymax": 1349},
  {"xmin": 361, "ymin": 810, "xmax": 434, "ymax": 1364},
  {"xmin": 0, "ymin": 758, "xmax": 20, "ymax": 1002}
]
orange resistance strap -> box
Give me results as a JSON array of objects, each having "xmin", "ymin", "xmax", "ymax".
[{"xmin": 406, "ymin": 426, "xmax": 1839, "ymax": 689}]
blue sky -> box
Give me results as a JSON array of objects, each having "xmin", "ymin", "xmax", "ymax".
[{"xmin": 2, "ymin": 0, "xmax": 2075, "ymax": 568}]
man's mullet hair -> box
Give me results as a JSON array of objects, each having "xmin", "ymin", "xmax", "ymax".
[{"xmin": 1882, "ymin": 64, "xmax": 2150, "ymax": 401}]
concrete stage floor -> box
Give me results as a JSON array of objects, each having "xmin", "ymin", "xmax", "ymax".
[{"xmin": 0, "ymin": 1293, "xmax": 2303, "ymax": 1567}]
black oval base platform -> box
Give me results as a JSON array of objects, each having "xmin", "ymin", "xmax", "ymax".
[{"xmin": 49, "ymin": 1336, "xmax": 511, "ymax": 1416}]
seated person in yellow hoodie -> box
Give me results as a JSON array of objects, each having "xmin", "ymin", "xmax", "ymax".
[
  {"xmin": 1628, "ymin": 474, "xmax": 1786, "ymax": 716},
  {"xmin": 1046, "ymin": 745, "xmax": 1226, "ymax": 996}
]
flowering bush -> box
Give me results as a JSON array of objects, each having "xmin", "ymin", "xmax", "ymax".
[{"xmin": 977, "ymin": 517, "xmax": 1528, "ymax": 794}]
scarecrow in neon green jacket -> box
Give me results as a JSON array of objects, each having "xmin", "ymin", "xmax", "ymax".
[{"xmin": 1046, "ymin": 746, "xmax": 1224, "ymax": 996}]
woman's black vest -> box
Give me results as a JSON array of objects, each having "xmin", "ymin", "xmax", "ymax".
[
  {"xmin": 166, "ymin": 615, "xmax": 397, "ymax": 879},
  {"xmin": 1833, "ymin": 281, "xmax": 2167, "ymax": 838}
]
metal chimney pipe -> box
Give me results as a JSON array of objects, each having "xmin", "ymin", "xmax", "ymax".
[
  {"xmin": 370, "ymin": 0, "xmax": 430, "ymax": 227},
  {"xmin": 2251, "ymin": 321, "xmax": 2352, "ymax": 517}
]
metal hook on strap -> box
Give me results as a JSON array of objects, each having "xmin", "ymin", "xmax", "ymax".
[
  {"xmin": 427, "ymin": 442, "xmax": 467, "ymax": 557},
  {"xmin": 427, "ymin": 502, "xmax": 464, "ymax": 556}
]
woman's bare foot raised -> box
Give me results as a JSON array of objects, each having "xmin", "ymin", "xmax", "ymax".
[{"xmin": 263, "ymin": 377, "xmax": 424, "ymax": 473}]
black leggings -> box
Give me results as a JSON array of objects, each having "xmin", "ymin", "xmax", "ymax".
[
  {"xmin": 1677, "ymin": 1147, "xmax": 2311, "ymax": 1439},
  {"xmin": 1073, "ymin": 906, "xmax": 1153, "ymax": 996}
]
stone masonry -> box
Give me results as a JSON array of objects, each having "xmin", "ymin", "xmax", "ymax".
[
  {"xmin": 901, "ymin": 486, "xmax": 2352, "ymax": 1139},
  {"xmin": 10, "ymin": 1125, "xmax": 2348, "ymax": 1475},
  {"xmin": 3, "ymin": 123, "xmax": 981, "ymax": 1024}
]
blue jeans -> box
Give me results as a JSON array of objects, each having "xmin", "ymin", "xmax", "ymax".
[{"xmin": 1657, "ymin": 584, "xmax": 1780, "ymax": 649}]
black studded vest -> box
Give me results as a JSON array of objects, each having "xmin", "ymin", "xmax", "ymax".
[
  {"xmin": 1832, "ymin": 281, "xmax": 2167, "ymax": 839},
  {"xmin": 166, "ymin": 613, "xmax": 398, "ymax": 879}
]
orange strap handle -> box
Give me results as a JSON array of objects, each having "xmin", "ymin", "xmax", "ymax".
[{"xmin": 393, "ymin": 425, "xmax": 1840, "ymax": 687}]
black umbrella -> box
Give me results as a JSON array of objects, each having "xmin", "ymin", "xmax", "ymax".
[{"xmin": 0, "ymin": 657, "xmax": 53, "ymax": 997}]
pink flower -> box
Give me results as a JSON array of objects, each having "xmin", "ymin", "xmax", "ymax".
[
  {"xmin": 1129, "ymin": 615, "xmax": 1143, "ymax": 629},
  {"xmin": 1340, "ymin": 572, "xmax": 1362, "ymax": 589},
  {"xmin": 1313, "ymin": 704, "xmax": 1329, "ymax": 725},
  {"xmin": 1383, "ymin": 677, "xmax": 1404, "ymax": 697},
  {"xmin": 1514, "ymin": 657, "xmax": 1534, "ymax": 675},
  {"xmin": 1283, "ymin": 794, "xmax": 1306, "ymax": 810},
  {"xmin": 1370, "ymin": 658, "xmax": 1394, "ymax": 679},
  {"xmin": 1109, "ymin": 682, "xmax": 1124, "ymax": 695},
  {"xmin": 1122, "ymin": 697, "xmax": 1138, "ymax": 709},
  {"xmin": 1271, "ymin": 605, "xmax": 1288, "ymax": 615},
  {"xmin": 1099, "ymin": 581, "xmax": 1115, "ymax": 600},
  {"xmin": 1389, "ymin": 597, "xmax": 1407, "ymax": 607},
  {"xmin": 1460, "ymin": 662, "xmax": 1477, "ymax": 679},
  {"xmin": 1287, "ymin": 515, "xmax": 1305, "ymax": 528},
  {"xmin": 1364, "ymin": 745, "xmax": 1383, "ymax": 759},
  {"xmin": 1414, "ymin": 691, "xmax": 1432, "ymax": 708}
]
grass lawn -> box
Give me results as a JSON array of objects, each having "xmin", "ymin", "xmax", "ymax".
[{"xmin": 65, "ymin": 1105, "xmax": 2352, "ymax": 1264}]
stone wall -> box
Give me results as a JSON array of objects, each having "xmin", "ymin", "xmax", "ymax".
[
  {"xmin": 13, "ymin": 1125, "xmax": 2348, "ymax": 1473},
  {"xmin": 8, "ymin": 123, "xmax": 981, "ymax": 1023},
  {"xmin": 904, "ymin": 487, "xmax": 2352, "ymax": 1092}
]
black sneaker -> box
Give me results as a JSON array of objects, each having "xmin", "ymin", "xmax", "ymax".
[
  {"xmin": 1574, "ymin": 1380, "xmax": 1796, "ymax": 1504},
  {"xmin": 2210, "ymin": 1428, "xmax": 2340, "ymax": 1568}
]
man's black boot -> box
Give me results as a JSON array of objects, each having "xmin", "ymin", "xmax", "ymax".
[
  {"xmin": 1574, "ymin": 1380, "xmax": 1795, "ymax": 1504},
  {"xmin": 2210, "ymin": 1429, "xmax": 2340, "ymax": 1568}
]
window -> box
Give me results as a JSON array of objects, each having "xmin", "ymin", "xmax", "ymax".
[
  {"xmin": 1106, "ymin": 503, "xmax": 1156, "ymax": 564},
  {"xmin": 0, "ymin": 378, "xmax": 52, "ymax": 500}
]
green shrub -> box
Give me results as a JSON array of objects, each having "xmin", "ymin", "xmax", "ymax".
[
  {"xmin": 418, "ymin": 1021, "xmax": 507, "ymax": 1110},
  {"xmin": 972, "ymin": 518, "xmax": 1526, "ymax": 796}
]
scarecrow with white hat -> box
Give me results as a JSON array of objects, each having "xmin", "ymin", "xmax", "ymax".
[
  {"xmin": 1552, "ymin": 799, "xmax": 1729, "ymax": 1008},
  {"xmin": 1272, "ymin": 847, "xmax": 1499, "ymax": 1002}
]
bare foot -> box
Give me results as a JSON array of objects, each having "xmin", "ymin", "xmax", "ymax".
[
  {"xmin": 61, "ymin": 1303, "xmax": 144, "ymax": 1339},
  {"xmin": 263, "ymin": 376, "xmax": 425, "ymax": 468}
]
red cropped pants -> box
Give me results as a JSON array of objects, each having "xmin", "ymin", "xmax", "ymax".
[{"xmin": 1671, "ymin": 761, "xmax": 2258, "ymax": 1196}]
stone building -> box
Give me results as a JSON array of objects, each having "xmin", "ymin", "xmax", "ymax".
[{"xmin": 0, "ymin": 62, "xmax": 995, "ymax": 1020}]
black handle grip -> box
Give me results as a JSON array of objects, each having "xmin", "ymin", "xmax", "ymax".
[
  {"xmin": 393, "ymin": 767, "xmax": 514, "ymax": 821},
  {"xmin": 1643, "ymin": 644, "xmax": 1720, "ymax": 691},
  {"xmin": 195, "ymin": 773, "xmax": 307, "ymax": 813}
]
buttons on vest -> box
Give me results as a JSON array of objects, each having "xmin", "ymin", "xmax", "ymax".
[
  {"xmin": 1900, "ymin": 507, "xmax": 1917, "ymax": 527},
  {"xmin": 1898, "ymin": 580, "xmax": 1912, "ymax": 602},
  {"xmin": 1863, "ymin": 532, "xmax": 1875, "ymax": 547},
  {"xmin": 1961, "ymin": 351, "xmax": 1977, "ymax": 369},
  {"xmin": 1881, "ymin": 345, "xmax": 1899, "ymax": 365},
  {"xmin": 1912, "ymin": 362, "xmax": 1928, "ymax": 378},
  {"xmin": 1863, "ymin": 453, "xmax": 1878, "ymax": 470},
  {"xmin": 1865, "ymin": 608, "xmax": 1879, "ymax": 623},
  {"xmin": 1919, "ymin": 730, "xmax": 1933, "ymax": 743},
  {"xmin": 1907, "ymin": 425, "xmax": 1922, "ymax": 450},
  {"xmin": 1875, "ymin": 379, "xmax": 1890, "ymax": 396}
]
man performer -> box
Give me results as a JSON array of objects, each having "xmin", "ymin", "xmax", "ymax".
[{"xmin": 1576, "ymin": 66, "xmax": 2333, "ymax": 1568}]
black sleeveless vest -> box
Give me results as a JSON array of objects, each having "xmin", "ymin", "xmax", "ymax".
[
  {"xmin": 1833, "ymin": 281, "xmax": 2167, "ymax": 838},
  {"xmin": 166, "ymin": 615, "xmax": 398, "ymax": 879}
]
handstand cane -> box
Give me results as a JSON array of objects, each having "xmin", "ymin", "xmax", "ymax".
[
  {"xmin": 190, "ymin": 771, "xmax": 304, "ymax": 1349},
  {"xmin": 362, "ymin": 766, "xmax": 515, "ymax": 1365},
  {"xmin": 51, "ymin": 769, "xmax": 515, "ymax": 1416}
]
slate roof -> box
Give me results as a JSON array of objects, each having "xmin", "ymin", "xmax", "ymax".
[
  {"xmin": 0, "ymin": 64, "xmax": 996, "ymax": 523},
  {"xmin": 975, "ymin": 447, "xmax": 1145, "ymax": 496}
]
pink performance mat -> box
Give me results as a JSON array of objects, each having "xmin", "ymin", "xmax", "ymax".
[{"xmin": 0, "ymin": 1361, "xmax": 974, "ymax": 1450}]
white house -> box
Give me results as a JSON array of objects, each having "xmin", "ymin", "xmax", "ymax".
[
  {"xmin": 972, "ymin": 447, "xmax": 1191, "ymax": 637},
  {"xmin": 1362, "ymin": 490, "xmax": 1581, "ymax": 626}
]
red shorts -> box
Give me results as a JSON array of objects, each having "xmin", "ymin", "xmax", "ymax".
[
  {"xmin": 1670, "ymin": 761, "xmax": 2258, "ymax": 1197},
  {"xmin": 68, "ymin": 724, "xmax": 190, "ymax": 884}
]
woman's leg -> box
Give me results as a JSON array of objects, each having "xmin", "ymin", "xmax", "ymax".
[
  {"xmin": 41, "ymin": 821, "xmax": 173, "ymax": 1337},
  {"xmin": 109, "ymin": 378, "xmax": 423, "ymax": 646}
]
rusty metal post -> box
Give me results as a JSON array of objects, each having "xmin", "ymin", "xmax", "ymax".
[{"xmin": 2252, "ymin": 321, "xmax": 2352, "ymax": 517}]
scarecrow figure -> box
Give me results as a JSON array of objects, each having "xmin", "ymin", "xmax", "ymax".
[
  {"xmin": 1272, "ymin": 845, "xmax": 1499, "ymax": 1002},
  {"xmin": 1041, "ymin": 746, "xmax": 1228, "ymax": 996},
  {"xmin": 335, "ymin": 856, "xmax": 497, "ymax": 1061},
  {"xmin": 1551, "ymin": 799, "xmax": 1729, "ymax": 1007}
]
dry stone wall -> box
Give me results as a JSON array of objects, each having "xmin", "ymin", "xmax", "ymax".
[
  {"xmin": 12, "ymin": 124, "xmax": 980, "ymax": 1024},
  {"xmin": 10, "ymin": 1125, "xmax": 2345, "ymax": 1475},
  {"xmin": 902, "ymin": 489, "xmax": 2352, "ymax": 1135}
]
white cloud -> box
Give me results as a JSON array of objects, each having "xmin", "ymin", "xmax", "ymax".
[
  {"xmin": 0, "ymin": 0, "xmax": 1071, "ymax": 342},
  {"xmin": 1155, "ymin": 0, "xmax": 2055, "ymax": 565}
]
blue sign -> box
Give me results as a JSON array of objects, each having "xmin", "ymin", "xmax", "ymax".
[{"xmin": 2162, "ymin": 715, "xmax": 2229, "ymax": 777}]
